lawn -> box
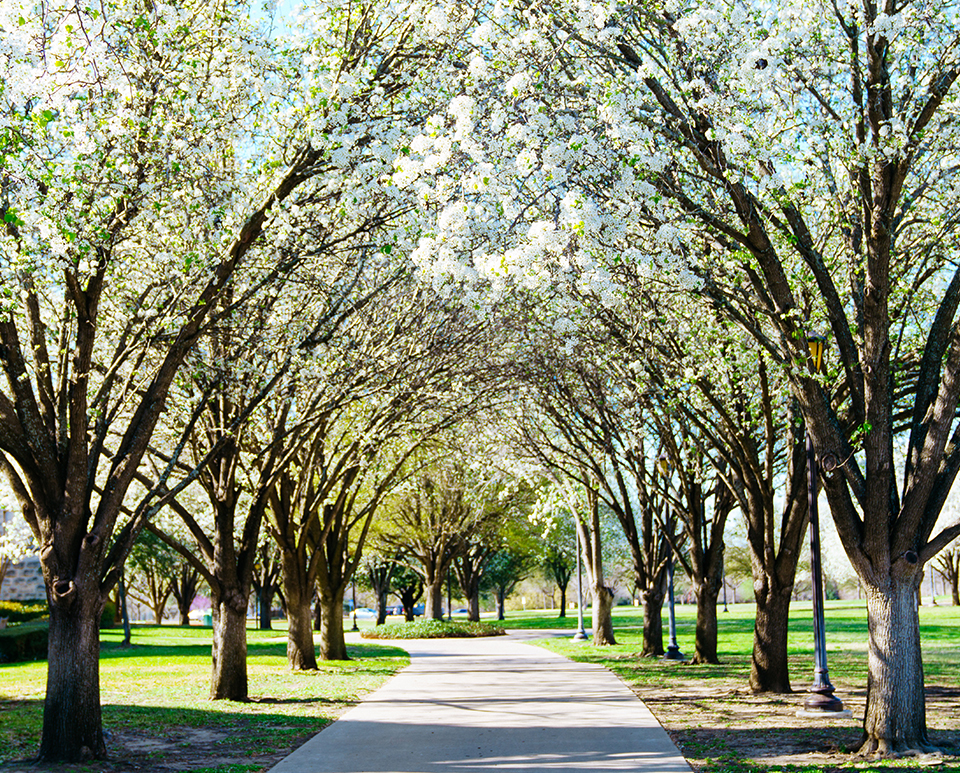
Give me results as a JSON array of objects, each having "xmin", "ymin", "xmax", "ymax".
[
  {"xmin": 505, "ymin": 600, "xmax": 960, "ymax": 772},
  {"xmin": 3, "ymin": 603, "xmax": 957, "ymax": 773},
  {"xmin": 0, "ymin": 623, "xmax": 408, "ymax": 773}
]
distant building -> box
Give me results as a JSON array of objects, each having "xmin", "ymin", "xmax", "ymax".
[{"xmin": 1, "ymin": 510, "xmax": 44, "ymax": 602}]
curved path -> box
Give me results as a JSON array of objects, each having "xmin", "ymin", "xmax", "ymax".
[{"xmin": 268, "ymin": 632, "xmax": 691, "ymax": 773}]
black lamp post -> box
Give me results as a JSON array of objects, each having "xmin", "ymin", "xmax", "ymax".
[
  {"xmin": 658, "ymin": 453, "xmax": 685, "ymax": 662},
  {"xmin": 803, "ymin": 333, "xmax": 845, "ymax": 714},
  {"xmin": 351, "ymin": 579, "xmax": 359, "ymax": 632}
]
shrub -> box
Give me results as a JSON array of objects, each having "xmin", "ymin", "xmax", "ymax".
[
  {"xmin": 361, "ymin": 619, "xmax": 506, "ymax": 640},
  {"xmin": 0, "ymin": 620, "xmax": 48, "ymax": 663},
  {"xmin": 0, "ymin": 600, "xmax": 47, "ymax": 624}
]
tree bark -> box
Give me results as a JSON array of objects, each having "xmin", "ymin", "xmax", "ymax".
[
  {"xmin": 38, "ymin": 584, "xmax": 107, "ymax": 761},
  {"xmin": 467, "ymin": 592, "xmax": 480, "ymax": 621},
  {"xmin": 424, "ymin": 578, "xmax": 444, "ymax": 619},
  {"xmin": 558, "ymin": 583, "xmax": 567, "ymax": 618},
  {"xmin": 317, "ymin": 587, "xmax": 348, "ymax": 660},
  {"xmin": 640, "ymin": 586, "xmax": 665, "ymax": 657},
  {"xmin": 210, "ymin": 590, "xmax": 248, "ymax": 701},
  {"xmin": 859, "ymin": 580, "xmax": 935, "ymax": 755},
  {"xmin": 282, "ymin": 549, "xmax": 317, "ymax": 670},
  {"xmin": 258, "ymin": 585, "xmax": 275, "ymax": 630},
  {"xmin": 692, "ymin": 581, "xmax": 720, "ymax": 665},
  {"xmin": 375, "ymin": 587, "xmax": 389, "ymax": 625},
  {"xmin": 591, "ymin": 583, "xmax": 616, "ymax": 646},
  {"xmin": 750, "ymin": 581, "xmax": 794, "ymax": 693}
]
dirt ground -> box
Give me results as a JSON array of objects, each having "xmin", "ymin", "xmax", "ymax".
[
  {"xmin": 0, "ymin": 720, "xmax": 317, "ymax": 773},
  {"xmin": 641, "ymin": 674, "xmax": 960, "ymax": 772},
  {"xmin": 4, "ymin": 664, "xmax": 959, "ymax": 772}
]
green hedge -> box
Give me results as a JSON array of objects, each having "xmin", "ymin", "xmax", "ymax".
[
  {"xmin": 0, "ymin": 600, "xmax": 47, "ymax": 624},
  {"xmin": 0, "ymin": 620, "xmax": 48, "ymax": 663},
  {"xmin": 361, "ymin": 619, "xmax": 506, "ymax": 639}
]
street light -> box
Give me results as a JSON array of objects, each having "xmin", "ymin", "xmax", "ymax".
[
  {"xmin": 573, "ymin": 518, "xmax": 588, "ymax": 641},
  {"xmin": 351, "ymin": 579, "xmax": 359, "ymax": 632},
  {"xmin": 658, "ymin": 452, "xmax": 686, "ymax": 662},
  {"xmin": 802, "ymin": 332, "xmax": 846, "ymax": 715}
]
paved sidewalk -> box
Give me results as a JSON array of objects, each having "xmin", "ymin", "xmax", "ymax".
[{"xmin": 268, "ymin": 633, "xmax": 691, "ymax": 773}]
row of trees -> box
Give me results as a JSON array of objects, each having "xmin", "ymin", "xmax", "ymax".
[{"xmin": 4, "ymin": 0, "xmax": 960, "ymax": 761}]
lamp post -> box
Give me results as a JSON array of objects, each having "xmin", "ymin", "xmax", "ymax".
[
  {"xmin": 350, "ymin": 579, "xmax": 359, "ymax": 632},
  {"xmin": 721, "ymin": 561, "xmax": 729, "ymax": 613},
  {"xmin": 802, "ymin": 333, "xmax": 846, "ymax": 715},
  {"xmin": 658, "ymin": 453, "xmax": 685, "ymax": 661},
  {"xmin": 573, "ymin": 518, "xmax": 588, "ymax": 641}
]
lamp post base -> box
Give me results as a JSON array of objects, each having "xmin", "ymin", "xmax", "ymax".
[
  {"xmin": 663, "ymin": 645, "xmax": 686, "ymax": 661},
  {"xmin": 802, "ymin": 690, "xmax": 848, "ymax": 714},
  {"xmin": 572, "ymin": 629, "xmax": 589, "ymax": 641}
]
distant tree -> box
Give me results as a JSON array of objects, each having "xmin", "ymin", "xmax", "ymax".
[
  {"xmin": 392, "ymin": 563, "xmax": 424, "ymax": 621},
  {"xmin": 937, "ymin": 549, "xmax": 960, "ymax": 607},
  {"xmin": 483, "ymin": 549, "xmax": 530, "ymax": 621},
  {"xmin": 542, "ymin": 545, "xmax": 573, "ymax": 619},
  {"xmin": 126, "ymin": 531, "xmax": 178, "ymax": 624},
  {"xmin": 170, "ymin": 562, "xmax": 202, "ymax": 627},
  {"xmin": 363, "ymin": 553, "xmax": 398, "ymax": 626},
  {"xmin": 251, "ymin": 540, "xmax": 282, "ymax": 631}
]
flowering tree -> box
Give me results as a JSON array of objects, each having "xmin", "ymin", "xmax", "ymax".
[
  {"xmin": 0, "ymin": 0, "xmax": 476, "ymax": 758},
  {"xmin": 396, "ymin": 0, "xmax": 960, "ymax": 755},
  {"xmin": 0, "ymin": 0, "xmax": 296, "ymax": 758}
]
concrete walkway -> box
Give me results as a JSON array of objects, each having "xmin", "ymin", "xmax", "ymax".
[{"xmin": 268, "ymin": 633, "xmax": 691, "ymax": 773}]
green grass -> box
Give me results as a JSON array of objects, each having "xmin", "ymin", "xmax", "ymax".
[
  {"xmin": 510, "ymin": 600, "xmax": 960, "ymax": 690},
  {"xmin": 0, "ymin": 623, "xmax": 408, "ymax": 768},
  {"xmin": 510, "ymin": 600, "xmax": 960, "ymax": 771}
]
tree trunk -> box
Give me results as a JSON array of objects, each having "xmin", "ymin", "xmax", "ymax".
[
  {"xmin": 591, "ymin": 583, "xmax": 616, "ymax": 646},
  {"xmin": 496, "ymin": 587, "xmax": 506, "ymax": 620},
  {"xmin": 558, "ymin": 583, "xmax": 567, "ymax": 618},
  {"xmin": 467, "ymin": 592, "xmax": 480, "ymax": 622},
  {"xmin": 38, "ymin": 587, "xmax": 107, "ymax": 761},
  {"xmin": 859, "ymin": 580, "xmax": 935, "ymax": 756},
  {"xmin": 375, "ymin": 587, "xmax": 388, "ymax": 625},
  {"xmin": 953, "ymin": 582, "xmax": 959, "ymax": 607},
  {"xmin": 640, "ymin": 587, "xmax": 665, "ymax": 657},
  {"xmin": 282, "ymin": 550, "xmax": 317, "ymax": 670},
  {"xmin": 171, "ymin": 566, "xmax": 199, "ymax": 626},
  {"xmin": 318, "ymin": 588, "xmax": 348, "ymax": 660},
  {"xmin": 210, "ymin": 590, "xmax": 248, "ymax": 701},
  {"xmin": 750, "ymin": 582, "xmax": 794, "ymax": 693},
  {"xmin": 424, "ymin": 579, "xmax": 444, "ymax": 620},
  {"xmin": 258, "ymin": 584, "xmax": 274, "ymax": 630},
  {"xmin": 692, "ymin": 581, "xmax": 720, "ymax": 665},
  {"xmin": 285, "ymin": 589, "xmax": 317, "ymax": 669}
]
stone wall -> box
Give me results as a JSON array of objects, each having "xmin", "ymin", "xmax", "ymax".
[
  {"xmin": 1, "ymin": 510, "xmax": 44, "ymax": 602},
  {"xmin": 2, "ymin": 555, "xmax": 45, "ymax": 601}
]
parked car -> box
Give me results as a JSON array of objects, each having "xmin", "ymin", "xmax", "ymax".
[{"xmin": 352, "ymin": 607, "xmax": 377, "ymax": 619}]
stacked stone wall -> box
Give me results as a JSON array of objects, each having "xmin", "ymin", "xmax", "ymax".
[{"xmin": 1, "ymin": 510, "xmax": 44, "ymax": 601}]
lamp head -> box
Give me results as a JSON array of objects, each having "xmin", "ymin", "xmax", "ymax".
[
  {"xmin": 806, "ymin": 332, "xmax": 826, "ymax": 375},
  {"xmin": 657, "ymin": 452, "xmax": 670, "ymax": 476}
]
